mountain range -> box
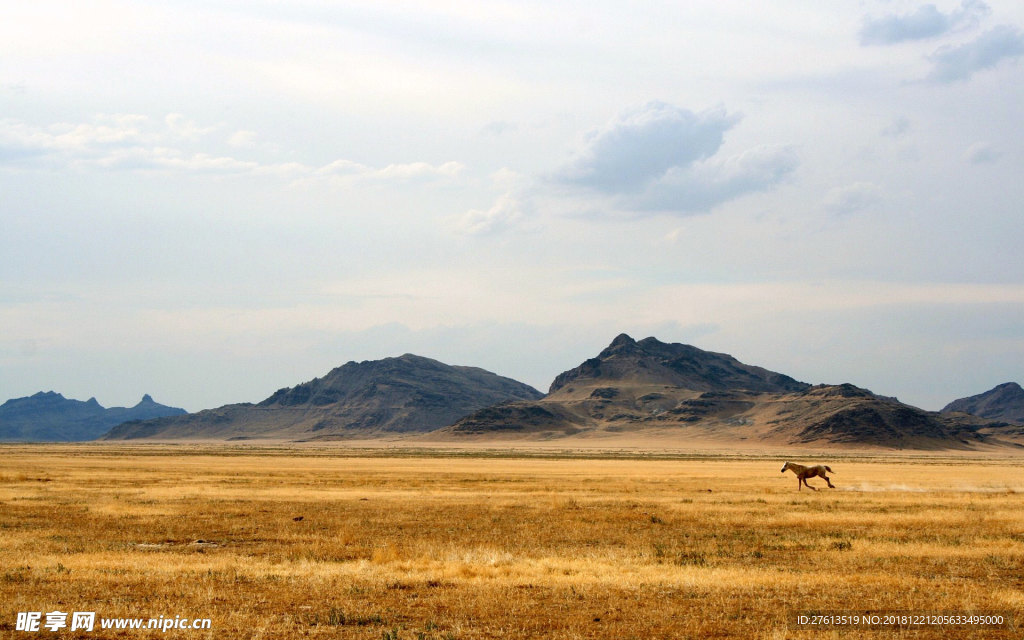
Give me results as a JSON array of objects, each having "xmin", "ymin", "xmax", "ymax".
[
  {"xmin": 7, "ymin": 334, "xmax": 1022, "ymax": 449},
  {"xmin": 103, "ymin": 354, "xmax": 542, "ymax": 440},
  {"xmin": 0, "ymin": 392, "xmax": 186, "ymax": 441},
  {"xmin": 438, "ymin": 334, "xmax": 1012, "ymax": 449}
]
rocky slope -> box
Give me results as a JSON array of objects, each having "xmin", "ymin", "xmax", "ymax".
[
  {"xmin": 0, "ymin": 392, "xmax": 186, "ymax": 441},
  {"xmin": 440, "ymin": 335, "xmax": 1008, "ymax": 449},
  {"xmin": 103, "ymin": 354, "xmax": 542, "ymax": 440},
  {"xmin": 548, "ymin": 333, "xmax": 809, "ymax": 395},
  {"xmin": 942, "ymin": 382, "xmax": 1024, "ymax": 424}
]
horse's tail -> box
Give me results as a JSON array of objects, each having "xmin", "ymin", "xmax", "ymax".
[{"xmin": 825, "ymin": 466, "xmax": 834, "ymax": 473}]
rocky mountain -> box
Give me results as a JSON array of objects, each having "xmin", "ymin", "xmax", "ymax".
[
  {"xmin": 439, "ymin": 334, "xmax": 1010, "ymax": 449},
  {"xmin": 942, "ymin": 382, "xmax": 1024, "ymax": 424},
  {"xmin": 0, "ymin": 392, "xmax": 187, "ymax": 442},
  {"xmin": 103, "ymin": 354, "xmax": 543, "ymax": 440},
  {"xmin": 548, "ymin": 333, "xmax": 810, "ymax": 395}
]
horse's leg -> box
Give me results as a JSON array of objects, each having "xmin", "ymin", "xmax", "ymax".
[
  {"xmin": 824, "ymin": 474, "xmax": 835, "ymax": 489},
  {"xmin": 802, "ymin": 476, "xmax": 817, "ymax": 491}
]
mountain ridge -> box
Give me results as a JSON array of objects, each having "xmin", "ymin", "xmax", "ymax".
[
  {"xmin": 438, "ymin": 334, "xmax": 1014, "ymax": 450},
  {"xmin": 548, "ymin": 333, "xmax": 809, "ymax": 395},
  {"xmin": 0, "ymin": 392, "xmax": 187, "ymax": 442},
  {"xmin": 103, "ymin": 354, "xmax": 542, "ymax": 440},
  {"xmin": 15, "ymin": 335, "xmax": 1022, "ymax": 449},
  {"xmin": 942, "ymin": 382, "xmax": 1024, "ymax": 424}
]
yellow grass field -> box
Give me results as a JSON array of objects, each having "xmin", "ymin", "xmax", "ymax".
[{"xmin": 1, "ymin": 444, "xmax": 1022, "ymax": 639}]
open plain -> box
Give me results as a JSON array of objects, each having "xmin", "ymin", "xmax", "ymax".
[{"xmin": 1, "ymin": 444, "xmax": 1022, "ymax": 639}]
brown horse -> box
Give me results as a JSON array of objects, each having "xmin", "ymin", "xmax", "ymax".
[{"xmin": 781, "ymin": 461, "xmax": 835, "ymax": 491}]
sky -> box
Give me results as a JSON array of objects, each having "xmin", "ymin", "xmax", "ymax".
[{"xmin": 2, "ymin": 0, "xmax": 1024, "ymax": 412}]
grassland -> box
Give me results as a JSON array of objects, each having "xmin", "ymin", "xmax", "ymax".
[{"xmin": 1, "ymin": 445, "xmax": 1022, "ymax": 639}]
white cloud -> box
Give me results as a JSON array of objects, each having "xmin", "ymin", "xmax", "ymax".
[
  {"xmin": 0, "ymin": 114, "xmax": 152, "ymax": 162},
  {"xmin": 452, "ymin": 194, "xmax": 524, "ymax": 236},
  {"xmin": 0, "ymin": 115, "xmax": 237, "ymax": 173},
  {"xmin": 371, "ymin": 161, "xmax": 464, "ymax": 181},
  {"xmin": 308, "ymin": 158, "xmax": 464, "ymax": 185},
  {"xmin": 859, "ymin": 1, "xmax": 991, "ymax": 45},
  {"xmin": 926, "ymin": 25, "xmax": 1024, "ymax": 82},
  {"xmin": 634, "ymin": 145, "xmax": 798, "ymax": 214},
  {"xmin": 548, "ymin": 102, "xmax": 796, "ymax": 217},
  {"xmin": 0, "ymin": 115, "xmax": 463, "ymax": 184},
  {"xmin": 92, "ymin": 147, "xmax": 260, "ymax": 174},
  {"xmin": 164, "ymin": 114, "xmax": 216, "ymax": 140},
  {"xmin": 554, "ymin": 102, "xmax": 740, "ymax": 193}
]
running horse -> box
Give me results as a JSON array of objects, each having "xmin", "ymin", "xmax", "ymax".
[{"xmin": 781, "ymin": 461, "xmax": 835, "ymax": 491}]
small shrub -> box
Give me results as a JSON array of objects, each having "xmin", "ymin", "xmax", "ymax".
[
  {"xmin": 675, "ymin": 552, "xmax": 707, "ymax": 566},
  {"xmin": 327, "ymin": 608, "xmax": 346, "ymax": 626}
]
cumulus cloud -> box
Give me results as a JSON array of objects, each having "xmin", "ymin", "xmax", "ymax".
[
  {"xmin": 0, "ymin": 114, "xmax": 245, "ymax": 174},
  {"xmin": 925, "ymin": 25, "xmax": 1024, "ymax": 82},
  {"xmin": 94, "ymin": 148, "xmax": 260, "ymax": 174},
  {"xmin": 455, "ymin": 102, "xmax": 799, "ymax": 231},
  {"xmin": 549, "ymin": 102, "xmax": 796, "ymax": 216},
  {"xmin": 452, "ymin": 193, "xmax": 524, "ymax": 236},
  {"xmin": 164, "ymin": 113, "xmax": 215, "ymax": 140},
  {"xmin": 554, "ymin": 102, "xmax": 741, "ymax": 193},
  {"xmin": 0, "ymin": 114, "xmax": 152, "ymax": 162},
  {"xmin": 372, "ymin": 161, "xmax": 464, "ymax": 181},
  {"xmin": 633, "ymin": 145, "xmax": 799, "ymax": 214},
  {"xmin": 859, "ymin": 0, "xmax": 990, "ymax": 45}
]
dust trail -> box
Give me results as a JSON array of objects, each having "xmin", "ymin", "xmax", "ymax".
[{"xmin": 841, "ymin": 483, "xmax": 1020, "ymax": 493}]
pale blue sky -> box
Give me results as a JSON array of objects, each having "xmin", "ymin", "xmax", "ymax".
[{"xmin": 2, "ymin": 1, "xmax": 1023, "ymax": 411}]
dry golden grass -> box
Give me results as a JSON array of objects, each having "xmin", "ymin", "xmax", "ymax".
[{"xmin": 1, "ymin": 444, "xmax": 1022, "ymax": 638}]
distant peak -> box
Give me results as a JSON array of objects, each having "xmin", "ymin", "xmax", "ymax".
[
  {"xmin": 609, "ymin": 333, "xmax": 637, "ymax": 347},
  {"xmin": 139, "ymin": 394, "xmax": 155, "ymax": 404}
]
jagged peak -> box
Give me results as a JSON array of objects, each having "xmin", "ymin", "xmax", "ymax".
[{"xmin": 32, "ymin": 390, "xmax": 65, "ymax": 399}]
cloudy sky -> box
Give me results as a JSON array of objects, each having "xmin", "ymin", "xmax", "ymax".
[{"xmin": 3, "ymin": 0, "xmax": 1023, "ymax": 412}]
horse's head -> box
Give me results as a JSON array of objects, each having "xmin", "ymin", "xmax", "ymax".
[{"xmin": 780, "ymin": 462, "xmax": 789, "ymax": 473}]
